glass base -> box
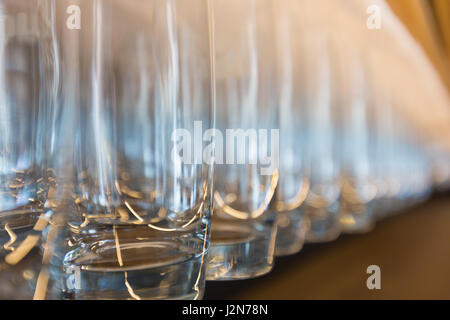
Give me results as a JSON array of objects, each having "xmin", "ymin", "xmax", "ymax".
[
  {"xmin": 275, "ymin": 211, "xmax": 309, "ymax": 257},
  {"xmin": 0, "ymin": 206, "xmax": 43, "ymax": 232},
  {"xmin": 56, "ymin": 225, "xmax": 208, "ymax": 300},
  {"xmin": 0, "ymin": 207, "xmax": 44, "ymax": 300},
  {"xmin": 374, "ymin": 197, "xmax": 416, "ymax": 221},
  {"xmin": 57, "ymin": 256, "xmax": 205, "ymax": 300},
  {"xmin": 306, "ymin": 208, "xmax": 342, "ymax": 243},
  {"xmin": 339, "ymin": 205, "xmax": 375, "ymax": 234},
  {"xmin": 0, "ymin": 247, "xmax": 42, "ymax": 300},
  {"xmin": 206, "ymin": 218, "xmax": 276, "ymax": 280}
]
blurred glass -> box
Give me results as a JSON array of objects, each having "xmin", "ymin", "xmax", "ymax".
[
  {"xmin": 301, "ymin": 33, "xmax": 342, "ymax": 244},
  {"xmin": 0, "ymin": 0, "xmax": 57, "ymax": 299},
  {"xmin": 335, "ymin": 45, "xmax": 377, "ymax": 234},
  {"xmin": 272, "ymin": 0, "xmax": 309, "ymax": 256},
  {"xmin": 431, "ymin": 148, "xmax": 450, "ymax": 193},
  {"xmin": 48, "ymin": 0, "xmax": 214, "ymax": 300},
  {"xmin": 272, "ymin": 0, "xmax": 341, "ymax": 256},
  {"xmin": 207, "ymin": 0, "xmax": 279, "ymax": 280},
  {"xmin": 387, "ymin": 120, "xmax": 433, "ymax": 213}
]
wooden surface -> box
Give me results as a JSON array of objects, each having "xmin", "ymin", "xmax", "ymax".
[{"xmin": 204, "ymin": 193, "xmax": 450, "ymax": 300}]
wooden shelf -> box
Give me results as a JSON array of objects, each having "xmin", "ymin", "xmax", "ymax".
[{"xmin": 205, "ymin": 193, "xmax": 450, "ymax": 300}]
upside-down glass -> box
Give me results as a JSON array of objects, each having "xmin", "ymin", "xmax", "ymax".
[
  {"xmin": 207, "ymin": 0, "xmax": 279, "ymax": 280},
  {"xmin": 0, "ymin": 0, "xmax": 59, "ymax": 299},
  {"xmin": 49, "ymin": 0, "xmax": 214, "ymax": 300}
]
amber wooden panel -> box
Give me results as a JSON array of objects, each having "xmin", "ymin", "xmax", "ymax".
[{"xmin": 386, "ymin": 0, "xmax": 450, "ymax": 90}]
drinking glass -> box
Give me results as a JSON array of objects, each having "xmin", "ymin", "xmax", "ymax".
[
  {"xmin": 207, "ymin": 0, "xmax": 279, "ymax": 280},
  {"xmin": 367, "ymin": 90, "xmax": 400, "ymax": 218},
  {"xmin": 49, "ymin": 0, "xmax": 214, "ymax": 300},
  {"xmin": 274, "ymin": 0, "xmax": 343, "ymax": 252},
  {"xmin": 0, "ymin": 0, "xmax": 58, "ymax": 299},
  {"xmin": 363, "ymin": 47, "xmax": 427, "ymax": 219},
  {"xmin": 272, "ymin": 0, "xmax": 309, "ymax": 256},
  {"xmin": 335, "ymin": 45, "xmax": 377, "ymax": 234},
  {"xmin": 386, "ymin": 121, "xmax": 432, "ymax": 213},
  {"xmin": 431, "ymin": 149, "xmax": 450, "ymax": 192},
  {"xmin": 301, "ymin": 33, "xmax": 342, "ymax": 244}
]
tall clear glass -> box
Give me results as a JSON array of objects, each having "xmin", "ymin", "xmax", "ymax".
[
  {"xmin": 273, "ymin": 0, "xmax": 342, "ymax": 254},
  {"xmin": 301, "ymin": 33, "xmax": 342, "ymax": 244},
  {"xmin": 0, "ymin": 0, "xmax": 57, "ymax": 299},
  {"xmin": 207, "ymin": 0, "xmax": 279, "ymax": 280},
  {"xmin": 50, "ymin": 0, "xmax": 214, "ymax": 300},
  {"xmin": 335, "ymin": 46, "xmax": 377, "ymax": 234},
  {"xmin": 272, "ymin": 0, "xmax": 309, "ymax": 256},
  {"xmin": 431, "ymin": 149, "xmax": 450, "ymax": 193}
]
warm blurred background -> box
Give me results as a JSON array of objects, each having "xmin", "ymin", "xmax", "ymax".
[
  {"xmin": 205, "ymin": 0, "xmax": 450, "ymax": 300},
  {"xmin": 387, "ymin": 0, "xmax": 450, "ymax": 90}
]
